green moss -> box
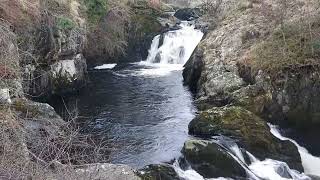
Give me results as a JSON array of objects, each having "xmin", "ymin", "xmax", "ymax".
[
  {"xmin": 233, "ymin": 92, "xmax": 273, "ymax": 116},
  {"xmin": 189, "ymin": 106, "xmax": 278, "ymax": 155},
  {"xmin": 12, "ymin": 99, "xmax": 40, "ymax": 118},
  {"xmin": 57, "ymin": 16, "xmax": 75, "ymax": 30},
  {"xmin": 133, "ymin": 15, "xmax": 161, "ymax": 35},
  {"xmin": 52, "ymin": 68, "xmax": 74, "ymax": 93},
  {"xmin": 131, "ymin": 2, "xmax": 163, "ymax": 35},
  {"xmin": 84, "ymin": 0, "xmax": 108, "ymax": 24}
]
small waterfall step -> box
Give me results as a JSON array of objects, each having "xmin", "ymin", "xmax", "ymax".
[{"xmin": 146, "ymin": 22, "xmax": 203, "ymax": 65}]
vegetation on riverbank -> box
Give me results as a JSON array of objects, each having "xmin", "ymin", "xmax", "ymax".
[
  {"xmin": 250, "ymin": 12, "xmax": 320, "ymax": 75},
  {"xmin": 0, "ymin": 0, "xmax": 164, "ymax": 179}
]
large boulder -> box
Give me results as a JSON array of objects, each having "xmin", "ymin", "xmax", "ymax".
[
  {"xmin": 189, "ymin": 106, "xmax": 303, "ymax": 171},
  {"xmin": 26, "ymin": 54, "xmax": 87, "ymax": 99},
  {"xmin": 11, "ymin": 98, "xmax": 66, "ymax": 148},
  {"xmin": 50, "ymin": 54, "xmax": 87, "ymax": 94},
  {"xmin": 182, "ymin": 140, "xmax": 246, "ymax": 178},
  {"xmin": 137, "ymin": 164, "xmax": 179, "ymax": 180}
]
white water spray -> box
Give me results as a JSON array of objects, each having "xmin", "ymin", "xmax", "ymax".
[
  {"xmin": 141, "ymin": 21, "xmax": 318, "ymax": 180},
  {"xmin": 146, "ymin": 22, "xmax": 203, "ymax": 65},
  {"xmin": 269, "ymin": 124, "xmax": 320, "ymax": 177}
]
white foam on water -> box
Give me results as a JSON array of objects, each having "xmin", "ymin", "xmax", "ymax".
[
  {"xmin": 135, "ymin": 23, "xmax": 203, "ymax": 77},
  {"xmin": 269, "ymin": 124, "xmax": 320, "ymax": 177},
  {"xmin": 249, "ymin": 159, "xmax": 311, "ymax": 180},
  {"xmin": 146, "ymin": 35, "xmax": 161, "ymax": 63},
  {"xmin": 172, "ymin": 160, "xmax": 233, "ymax": 180},
  {"xmin": 94, "ymin": 63, "xmax": 117, "ymax": 70},
  {"xmin": 229, "ymin": 142, "xmax": 310, "ymax": 180},
  {"xmin": 169, "ymin": 128, "xmax": 312, "ymax": 180},
  {"xmin": 230, "ymin": 145, "xmax": 246, "ymax": 163},
  {"xmin": 132, "ymin": 61, "xmax": 184, "ymax": 76}
]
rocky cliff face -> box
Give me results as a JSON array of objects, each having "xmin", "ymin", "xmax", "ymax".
[
  {"xmin": 0, "ymin": 16, "xmax": 140, "ymax": 179},
  {"xmin": 0, "ymin": 0, "xmax": 88, "ymax": 100},
  {"xmin": 84, "ymin": 0, "xmax": 170, "ymax": 67},
  {"xmin": 183, "ymin": 0, "xmax": 320, "ymax": 173},
  {"xmin": 185, "ymin": 0, "xmax": 320, "ymax": 132},
  {"xmin": 1, "ymin": 0, "xmax": 169, "ymax": 98}
]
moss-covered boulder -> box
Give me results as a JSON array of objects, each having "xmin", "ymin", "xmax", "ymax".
[
  {"xmin": 231, "ymin": 85, "xmax": 273, "ymax": 118},
  {"xmin": 189, "ymin": 106, "xmax": 303, "ymax": 171},
  {"xmin": 182, "ymin": 140, "xmax": 246, "ymax": 178},
  {"xmin": 137, "ymin": 164, "xmax": 179, "ymax": 180}
]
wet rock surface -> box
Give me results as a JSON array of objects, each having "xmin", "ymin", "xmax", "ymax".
[
  {"xmin": 182, "ymin": 139, "xmax": 246, "ymax": 178},
  {"xmin": 189, "ymin": 106, "xmax": 303, "ymax": 172},
  {"xmin": 137, "ymin": 164, "xmax": 179, "ymax": 180},
  {"xmin": 174, "ymin": 8, "xmax": 202, "ymax": 21},
  {"xmin": 181, "ymin": 0, "xmax": 320, "ymax": 177}
]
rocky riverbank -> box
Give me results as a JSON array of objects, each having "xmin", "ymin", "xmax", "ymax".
[
  {"xmin": 0, "ymin": 0, "xmax": 180, "ymax": 179},
  {"xmin": 182, "ymin": 0, "xmax": 320, "ymax": 178},
  {"xmin": 1, "ymin": 0, "xmax": 320, "ymax": 179}
]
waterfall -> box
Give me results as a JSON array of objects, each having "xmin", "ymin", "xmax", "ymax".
[
  {"xmin": 172, "ymin": 138, "xmax": 311, "ymax": 180},
  {"xmin": 143, "ymin": 23, "xmax": 315, "ymax": 180},
  {"xmin": 146, "ymin": 22, "xmax": 203, "ymax": 65},
  {"xmin": 269, "ymin": 124, "xmax": 320, "ymax": 177}
]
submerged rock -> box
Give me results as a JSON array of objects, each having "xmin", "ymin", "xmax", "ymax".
[
  {"xmin": 182, "ymin": 140, "xmax": 246, "ymax": 178},
  {"xmin": 189, "ymin": 106, "xmax": 303, "ymax": 171},
  {"xmin": 137, "ymin": 164, "xmax": 179, "ymax": 180}
]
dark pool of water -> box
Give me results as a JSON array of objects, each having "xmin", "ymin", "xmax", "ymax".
[{"xmin": 51, "ymin": 63, "xmax": 196, "ymax": 168}]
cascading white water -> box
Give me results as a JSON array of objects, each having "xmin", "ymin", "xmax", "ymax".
[
  {"xmin": 223, "ymin": 142, "xmax": 309, "ymax": 180},
  {"xmin": 142, "ymin": 21, "xmax": 318, "ymax": 180},
  {"xmin": 269, "ymin": 124, "xmax": 320, "ymax": 177},
  {"xmin": 172, "ymin": 139, "xmax": 311, "ymax": 180},
  {"xmin": 146, "ymin": 22, "xmax": 204, "ymax": 65}
]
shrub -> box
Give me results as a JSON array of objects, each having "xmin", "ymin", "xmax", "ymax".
[
  {"xmin": 85, "ymin": 0, "xmax": 108, "ymax": 24},
  {"xmin": 249, "ymin": 16, "xmax": 320, "ymax": 75},
  {"xmin": 57, "ymin": 16, "xmax": 75, "ymax": 30}
]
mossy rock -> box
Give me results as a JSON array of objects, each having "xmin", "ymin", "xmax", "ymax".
[
  {"xmin": 12, "ymin": 98, "xmax": 44, "ymax": 118},
  {"xmin": 137, "ymin": 164, "xmax": 179, "ymax": 180},
  {"xmin": 182, "ymin": 140, "xmax": 246, "ymax": 178},
  {"xmin": 11, "ymin": 98, "xmax": 61, "ymax": 120},
  {"xmin": 189, "ymin": 106, "xmax": 303, "ymax": 171},
  {"xmin": 131, "ymin": 7, "xmax": 163, "ymax": 36},
  {"xmin": 231, "ymin": 85, "xmax": 273, "ymax": 117}
]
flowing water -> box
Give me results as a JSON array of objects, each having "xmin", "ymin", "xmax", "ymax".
[
  {"xmin": 52, "ymin": 22, "xmax": 320, "ymax": 179},
  {"xmin": 56, "ymin": 22, "xmax": 204, "ymax": 168},
  {"xmin": 76, "ymin": 62, "xmax": 195, "ymax": 168}
]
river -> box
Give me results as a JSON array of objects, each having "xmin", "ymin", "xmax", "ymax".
[{"xmin": 50, "ymin": 22, "xmax": 320, "ymax": 180}]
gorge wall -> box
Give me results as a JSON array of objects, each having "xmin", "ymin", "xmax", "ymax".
[
  {"xmin": 183, "ymin": 0, "xmax": 320, "ymax": 169},
  {"xmin": 0, "ymin": 0, "xmax": 169, "ymax": 178}
]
